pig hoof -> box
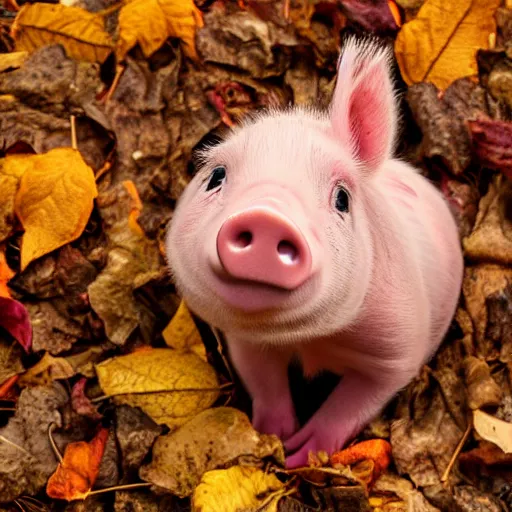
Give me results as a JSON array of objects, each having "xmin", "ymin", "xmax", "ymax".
[{"xmin": 252, "ymin": 405, "xmax": 298, "ymax": 441}]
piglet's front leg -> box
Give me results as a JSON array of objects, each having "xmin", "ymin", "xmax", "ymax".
[
  {"xmin": 227, "ymin": 337, "xmax": 298, "ymax": 441},
  {"xmin": 284, "ymin": 370, "xmax": 401, "ymax": 468}
]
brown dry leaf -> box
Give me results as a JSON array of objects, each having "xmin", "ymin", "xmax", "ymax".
[
  {"xmin": 192, "ymin": 466, "xmax": 287, "ymax": 512},
  {"xmin": 12, "ymin": 3, "xmax": 113, "ymax": 64},
  {"xmin": 95, "ymin": 348, "xmax": 219, "ymax": 428},
  {"xmin": 371, "ymin": 472, "xmax": 441, "ymax": 512},
  {"xmin": 395, "ymin": 0, "xmax": 500, "ymax": 89},
  {"xmin": 11, "ymin": 147, "xmax": 98, "ymax": 271},
  {"xmin": 18, "ymin": 352, "xmax": 75, "ymax": 387},
  {"xmin": 0, "ymin": 155, "xmax": 26, "ymax": 243},
  {"xmin": 0, "ymin": 51, "xmax": 27, "ymax": 72},
  {"xmin": 462, "ymin": 264, "xmax": 512, "ymax": 359},
  {"xmin": 0, "ymin": 336, "xmax": 24, "ymax": 386},
  {"xmin": 88, "ymin": 181, "xmax": 163, "ymax": 345},
  {"xmin": 464, "ymin": 356, "xmax": 502, "ymax": 410},
  {"xmin": 163, "ymin": 300, "xmax": 207, "ymax": 360},
  {"xmin": 139, "ymin": 407, "xmax": 284, "ymax": 497},
  {"xmin": 116, "ymin": 0, "xmax": 203, "ymax": 62},
  {"xmin": 473, "ymin": 410, "xmax": 512, "ymax": 454},
  {"xmin": 463, "ymin": 176, "xmax": 512, "ymax": 265},
  {"xmin": 46, "ymin": 427, "xmax": 109, "ymax": 500}
]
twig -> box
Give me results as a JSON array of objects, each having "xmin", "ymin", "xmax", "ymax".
[
  {"xmin": 89, "ymin": 482, "xmax": 152, "ymax": 496},
  {"xmin": 441, "ymin": 420, "xmax": 472, "ymax": 484},
  {"xmin": 0, "ymin": 407, "xmax": 15, "ymax": 411},
  {"xmin": 96, "ymin": 2, "xmax": 124, "ymax": 17},
  {"xmin": 70, "ymin": 115, "xmax": 77, "ymax": 150},
  {"xmin": 105, "ymin": 64, "xmax": 125, "ymax": 103},
  {"xmin": 48, "ymin": 423, "xmax": 63, "ymax": 463},
  {"xmin": 282, "ymin": 0, "xmax": 290, "ymax": 21}
]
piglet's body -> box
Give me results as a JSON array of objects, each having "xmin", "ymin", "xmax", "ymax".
[{"xmin": 166, "ymin": 38, "xmax": 464, "ymax": 467}]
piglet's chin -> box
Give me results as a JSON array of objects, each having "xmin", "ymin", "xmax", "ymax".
[{"xmin": 208, "ymin": 264, "xmax": 293, "ymax": 313}]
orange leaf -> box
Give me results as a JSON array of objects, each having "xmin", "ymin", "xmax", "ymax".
[
  {"xmin": 0, "ymin": 375, "xmax": 18, "ymax": 398},
  {"xmin": 330, "ymin": 439, "xmax": 392, "ymax": 483},
  {"xmin": 388, "ymin": 0, "xmax": 401, "ymax": 27},
  {"xmin": 0, "ymin": 248, "xmax": 14, "ymax": 298},
  {"xmin": 46, "ymin": 427, "xmax": 109, "ymax": 501},
  {"xmin": 122, "ymin": 180, "xmax": 144, "ymax": 236}
]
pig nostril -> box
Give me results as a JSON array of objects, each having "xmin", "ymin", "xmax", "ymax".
[
  {"xmin": 234, "ymin": 231, "xmax": 252, "ymax": 249},
  {"xmin": 277, "ymin": 240, "xmax": 298, "ymax": 265}
]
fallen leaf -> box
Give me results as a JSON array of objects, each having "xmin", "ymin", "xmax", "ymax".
[
  {"xmin": 0, "ymin": 297, "xmax": 32, "ymax": 352},
  {"xmin": 459, "ymin": 440, "xmax": 512, "ymax": 484},
  {"xmin": 88, "ymin": 182, "xmax": 164, "ymax": 345},
  {"xmin": 462, "ymin": 264, "xmax": 512, "ymax": 359},
  {"xmin": 71, "ymin": 378, "xmax": 101, "ymax": 420},
  {"xmin": 338, "ymin": 0, "xmax": 399, "ymax": 35},
  {"xmin": 116, "ymin": 0, "xmax": 203, "ymax": 62},
  {"xmin": 453, "ymin": 485, "xmax": 503, "ymax": 511},
  {"xmin": 95, "ymin": 348, "xmax": 219, "ymax": 428},
  {"xmin": 0, "ymin": 375, "xmax": 19, "ymax": 399},
  {"xmin": 0, "ymin": 383, "xmax": 68, "ymax": 502},
  {"xmin": 163, "ymin": 300, "xmax": 207, "ymax": 360},
  {"xmin": 0, "ymin": 51, "xmax": 28, "ymax": 72},
  {"xmin": 0, "ymin": 248, "xmax": 15, "ymax": 297},
  {"xmin": 464, "ymin": 356, "xmax": 502, "ymax": 410},
  {"xmin": 11, "ymin": 147, "xmax": 98, "ymax": 271},
  {"xmin": 406, "ymin": 78, "xmax": 489, "ymax": 175},
  {"xmin": 0, "ymin": 155, "xmax": 25, "ymax": 243},
  {"xmin": 46, "ymin": 427, "xmax": 109, "ymax": 500},
  {"xmin": 192, "ymin": 466, "xmax": 287, "ymax": 512},
  {"xmin": 12, "ymin": 3, "xmax": 113, "ymax": 63},
  {"xmin": 473, "ymin": 409, "xmax": 512, "ymax": 454},
  {"xmin": 115, "ymin": 405, "xmax": 162, "ymax": 482},
  {"xmin": 18, "ymin": 352, "xmax": 75, "ymax": 387},
  {"xmin": 463, "ymin": 175, "xmax": 512, "ymax": 265},
  {"xmin": 330, "ymin": 439, "xmax": 392, "ymax": 487},
  {"xmin": 371, "ymin": 472, "xmax": 441, "ymax": 512},
  {"xmin": 468, "ymin": 116, "xmax": 512, "ymax": 180},
  {"xmin": 395, "ymin": 0, "xmax": 500, "ymax": 89},
  {"xmin": 27, "ymin": 300, "xmax": 87, "ymax": 354},
  {"xmin": 139, "ymin": 407, "xmax": 284, "ymax": 497}
]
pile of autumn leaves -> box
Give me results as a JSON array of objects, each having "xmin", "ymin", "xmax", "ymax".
[{"xmin": 0, "ymin": 0, "xmax": 512, "ymax": 510}]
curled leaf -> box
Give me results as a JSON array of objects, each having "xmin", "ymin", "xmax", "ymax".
[
  {"xmin": 18, "ymin": 352, "xmax": 75, "ymax": 387},
  {"xmin": 116, "ymin": 0, "xmax": 203, "ymax": 62},
  {"xmin": 192, "ymin": 466, "xmax": 287, "ymax": 512},
  {"xmin": 395, "ymin": 0, "xmax": 500, "ymax": 89},
  {"xmin": 46, "ymin": 428, "xmax": 109, "ymax": 501},
  {"xmin": 330, "ymin": 439, "xmax": 392, "ymax": 486},
  {"xmin": 95, "ymin": 348, "xmax": 219, "ymax": 428},
  {"xmin": 12, "ymin": 147, "xmax": 98, "ymax": 271},
  {"xmin": 12, "ymin": 3, "xmax": 113, "ymax": 64},
  {"xmin": 464, "ymin": 356, "xmax": 503, "ymax": 410}
]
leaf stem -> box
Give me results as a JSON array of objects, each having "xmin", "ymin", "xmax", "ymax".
[
  {"xmin": 441, "ymin": 419, "xmax": 472, "ymax": 484},
  {"xmin": 70, "ymin": 115, "xmax": 77, "ymax": 150},
  {"xmin": 88, "ymin": 482, "xmax": 152, "ymax": 496},
  {"xmin": 48, "ymin": 423, "xmax": 63, "ymax": 463}
]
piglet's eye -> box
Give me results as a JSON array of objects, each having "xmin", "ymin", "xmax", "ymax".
[
  {"xmin": 335, "ymin": 187, "xmax": 350, "ymax": 213},
  {"xmin": 206, "ymin": 166, "xmax": 226, "ymax": 191}
]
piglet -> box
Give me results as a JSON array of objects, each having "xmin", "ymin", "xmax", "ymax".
[{"xmin": 165, "ymin": 37, "xmax": 464, "ymax": 468}]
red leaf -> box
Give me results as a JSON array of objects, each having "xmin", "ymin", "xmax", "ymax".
[{"xmin": 0, "ymin": 297, "xmax": 32, "ymax": 352}]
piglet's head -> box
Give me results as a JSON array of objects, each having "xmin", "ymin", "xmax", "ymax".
[{"xmin": 165, "ymin": 37, "xmax": 397, "ymax": 344}]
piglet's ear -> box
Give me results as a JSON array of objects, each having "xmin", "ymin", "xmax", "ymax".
[{"xmin": 330, "ymin": 37, "xmax": 396, "ymax": 173}]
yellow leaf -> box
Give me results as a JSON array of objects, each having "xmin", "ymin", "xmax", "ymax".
[
  {"xmin": 12, "ymin": 3, "xmax": 113, "ymax": 64},
  {"xmin": 0, "ymin": 158, "xmax": 26, "ymax": 243},
  {"xmin": 18, "ymin": 352, "xmax": 75, "ymax": 387},
  {"xmin": 0, "ymin": 51, "xmax": 28, "ymax": 72},
  {"xmin": 163, "ymin": 300, "xmax": 207, "ymax": 361},
  {"xmin": 192, "ymin": 466, "xmax": 286, "ymax": 512},
  {"xmin": 473, "ymin": 409, "xmax": 512, "ymax": 454},
  {"xmin": 95, "ymin": 348, "xmax": 219, "ymax": 428},
  {"xmin": 394, "ymin": 0, "xmax": 500, "ymax": 89},
  {"xmin": 116, "ymin": 0, "xmax": 203, "ymax": 62},
  {"xmin": 12, "ymin": 147, "xmax": 98, "ymax": 271}
]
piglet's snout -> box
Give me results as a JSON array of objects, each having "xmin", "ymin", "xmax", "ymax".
[{"xmin": 216, "ymin": 206, "xmax": 313, "ymax": 290}]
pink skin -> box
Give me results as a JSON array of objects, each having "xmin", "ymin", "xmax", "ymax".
[{"xmin": 165, "ymin": 37, "xmax": 464, "ymax": 467}]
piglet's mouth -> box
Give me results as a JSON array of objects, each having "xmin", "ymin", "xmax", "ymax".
[{"xmin": 209, "ymin": 265, "xmax": 294, "ymax": 313}]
